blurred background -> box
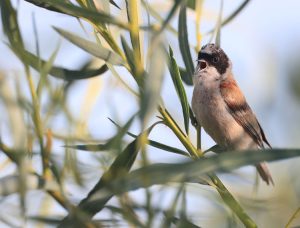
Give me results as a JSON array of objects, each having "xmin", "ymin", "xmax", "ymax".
[{"xmin": 1, "ymin": 0, "xmax": 300, "ymax": 227}]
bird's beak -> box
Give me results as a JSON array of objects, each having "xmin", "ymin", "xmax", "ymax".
[{"xmin": 198, "ymin": 60, "xmax": 207, "ymax": 71}]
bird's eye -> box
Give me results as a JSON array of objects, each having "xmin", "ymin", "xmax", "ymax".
[{"xmin": 213, "ymin": 57, "xmax": 219, "ymax": 63}]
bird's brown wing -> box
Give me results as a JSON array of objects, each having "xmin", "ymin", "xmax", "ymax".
[{"xmin": 220, "ymin": 78, "xmax": 271, "ymax": 148}]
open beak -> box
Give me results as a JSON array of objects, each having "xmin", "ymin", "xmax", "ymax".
[{"xmin": 198, "ymin": 60, "xmax": 207, "ymax": 71}]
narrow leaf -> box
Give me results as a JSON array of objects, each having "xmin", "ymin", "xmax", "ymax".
[
  {"xmin": 79, "ymin": 140, "xmax": 140, "ymax": 214},
  {"xmin": 204, "ymin": 144, "xmax": 225, "ymax": 154},
  {"xmin": 63, "ymin": 144, "xmax": 108, "ymax": 151},
  {"xmin": 140, "ymin": 37, "xmax": 165, "ymax": 125},
  {"xmin": 121, "ymin": 36, "xmax": 135, "ymax": 73},
  {"xmin": 110, "ymin": 0, "xmax": 121, "ymax": 9},
  {"xmin": 120, "ymin": 36, "xmax": 144, "ymax": 85},
  {"xmin": 0, "ymin": 0, "xmax": 25, "ymax": 56},
  {"xmin": 109, "ymin": 119, "xmax": 188, "ymax": 156},
  {"xmin": 214, "ymin": 0, "xmax": 223, "ymax": 46},
  {"xmin": 126, "ymin": 131, "xmax": 189, "ymax": 157},
  {"xmin": 158, "ymin": 0, "xmax": 181, "ymax": 33},
  {"xmin": 59, "ymin": 123, "xmax": 159, "ymax": 226},
  {"xmin": 65, "ymin": 116, "xmax": 135, "ymax": 152},
  {"xmin": 205, "ymin": 0, "xmax": 251, "ymax": 34},
  {"xmin": 286, "ymin": 207, "xmax": 300, "ymax": 228},
  {"xmin": 24, "ymin": 0, "xmax": 64, "ymax": 13},
  {"xmin": 24, "ymin": 0, "xmax": 129, "ymax": 29},
  {"xmin": 221, "ymin": 0, "xmax": 250, "ymax": 27},
  {"xmin": 170, "ymin": 216, "xmax": 200, "ymax": 228},
  {"xmin": 105, "ymin": 205, "xmax": 144, "ymax": 227},
  {"xmin": 179, "ymin": 67, "xmax": 193, "ymax": 85},
  {"xmin": 23, "ymin": 49, "xmax": 108, "ymax": 80},
  {"xmin": 178, "ymin": 3, "xmax": 194, "ymax": 84},
  {"xmin": 84, "ymin": 149, "xmax": 300, "ymax": 202},
  {"xmin": 54, "ymin": 27, "xmax": 124, "ymax": 65},
  {"xmin": 186, "ymin": 0, "xmax": 196, "ymax": 10},
  {"xmin": 29, "ymin": 216, "xmax": 62, "ymax": 225},
  {"xmin": 168, "ymin": 47, "xmax": 190, "ymax": 134}
]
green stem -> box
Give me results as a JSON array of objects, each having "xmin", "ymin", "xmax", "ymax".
[
  {"xmin": 24, "ymin": 66, "xmax": 50, "ymax": 178},
  {"xmin": 159, "ymin": 106, "xmax": 257, "ymax": 228},
  {"xmin": 159, "ymin": 107, "xmax": 199, "ymax": 159},
  {"xmin": 286, "ymin": 207, "xmax": 300, "ymax": 228},
  {"xmin": 126, "ymin": 0, "xmax": 144, "ymax": 78},
  {"xmin": 210, "ymin": 174, "xmax": 257, "ymax": 228}
]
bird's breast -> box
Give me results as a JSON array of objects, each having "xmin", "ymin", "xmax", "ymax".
[{"xmin": 192, "ymin": 81, "xmax": 255, "ymax": 150}]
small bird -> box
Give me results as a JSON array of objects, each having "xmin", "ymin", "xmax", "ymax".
[{"xmin": 192, "ymin": 43, "xmax": 274, "ymax": 185}]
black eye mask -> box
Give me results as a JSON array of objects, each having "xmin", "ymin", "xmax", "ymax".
[{"xmin": 198, "ymin": 46, "xmax": 229, "ymax": 75}]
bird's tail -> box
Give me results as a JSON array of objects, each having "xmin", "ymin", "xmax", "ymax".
[{"xmin": 256, "ymin": 162, "xmax": 274, "ymax": 186}]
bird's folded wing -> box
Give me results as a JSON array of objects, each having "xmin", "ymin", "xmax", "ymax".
[{"xmin": 220, "ymin": 79, "xmax": 271, "ymax": 148}]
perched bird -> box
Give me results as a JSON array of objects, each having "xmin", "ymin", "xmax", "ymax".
[{"xmin": 192, "ymin": 43, "xmax": 274, "ymax": 185}]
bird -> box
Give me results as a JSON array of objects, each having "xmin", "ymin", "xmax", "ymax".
[{"xmin": 192, "ymin": 43, "xmax": 274, "ymax": 185}]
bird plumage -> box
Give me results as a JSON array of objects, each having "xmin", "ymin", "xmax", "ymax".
[{"xmin": 192, "ymin": 43, "xmax": 274, "ymax": 185}]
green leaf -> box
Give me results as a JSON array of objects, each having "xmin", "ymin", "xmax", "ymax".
[
  {"xmin": 0, "ymin": 0, "xmax": 25, "ymax": 55},
  {"xmin": 23, "ymin": 0, "xmax": 64, "ymax": 13},
  {"xmin": 162, "ymin": 184, "xmax": 185, "ymax": 227},
  {"xmin": 29, "ymin": 215, "xmax": 120, "ymax": 226},
  {"xmin": 83, "ymin": 149, "xmax": 300, "ymax": 202},
  {"xmin": 29, "ymin": 216, "xmax": 62, "ymax": 225},
  {"xmin": 170, "ymin": 216, "xmax": 200, "ymax": 228},
  {"xmin": 214, "ymin": 0, "xmax": 223, "ymax": 46},
  {"xmin": 110, "ymin": 119, "xmax": 189, "ymax": 156},
  {"xmin": 126, "ymin": 130, "xmax": 189, "ymax": 157},
  {"xmin": 140, "ymin": 37, "xmax": 165, "ymax": 125},
  {"xmin": 105, "ymin": 205, "xmax": 144, "ymax": 227},
  {"xmin": 120, "ymin": 36, "xmax": 143, "ymax": 85},
  {"xmin": 179, "ymin": 67, "xmax": 193, "ymax": 85},
  {"xmin": 78, "ymin": 139, "xmax": 140, "ymax": 214},
  {"xmin": 204, "ymin": 144, "xmax": 225, "ymax": 154},
  {"xmin": 54, "ymin": 27, "xmax": 124, "ymax": 65},
  {"xmin": 36, "ymin": 44, "xmax": 60, "ymax": 95},
  {"xmin": 120, "ymin": 36, "xmax": 136, "ymax": 72},
  {"xmin": 109, "ymin": 0, "xmax": 121, "ymax": 9},
  {"xmin": 178, "ymin": 3, "xmax": 194, "ymax": 85},
  {"xmin": 64, "ymin": 144, "xmax": 109, "ymax": 152},
  {"xmin": 285, "ymin": 207, "xmax": 300, "ymax": 228},
  {"xmin": 158, "ymin": 0, "xmax": 181, "ymax": 33},
  {"xmin": 172, "ymin": 0, "xmax": 195, "ymax": 10},
  {"xmin": 65, "ymin": 116, "xmax": 135, "ymax": 152},
  {"xmin": 186, "ymin": 0, "xmax": 196, "ymax": 10},
  {"xmin": 22, "ymin": 49, "xmax": 108, "ymax": 80},
  {"xmin": 24, "ymin": 0, "xmax": 129, "ymax": 29},
  {"xmin": 0, "ymin": 0, "xmax": 28, "ymax": 214},
  {"xmin": 168, "ymin": 47, "xmax": 190, "ymax": 134},
  {"xmin": 59, "ymin": 123, "xmax": 160, "ymax": 226},
  {"xmin": 2, "ymin": 9, "xmax": 109, "ymax": 81},
  {"xmin": 205, "ymin": 0, "xmax": 251, "ymax": 34}
]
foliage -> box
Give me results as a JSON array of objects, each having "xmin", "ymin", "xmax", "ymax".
[{"xmin": 0, "ymin": 0, "xmax": 299, "ymax": 227}]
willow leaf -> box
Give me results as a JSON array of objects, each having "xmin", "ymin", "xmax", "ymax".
[
  {"xmin": 158, "ymin": 0, "xmax": 181, "ymax": 33},
  {"xmin": 83, "ymin": 149, "xmax": 300, "ymax": 204},
  {"xmin": 24, "ymin": 0, "xmax": 128, "ymax": 29},
  {"xmin": 126, "ymin": 131, "xmax": 189, "ymax": 157},
  {"xmin": 178, "ymin": 3, "xmax": 194, "ymax": 85},
  {"xmin": 59, "ymin": 123, "xmax": 160, "ymax": 227},
  {"xmin": 65, "ymin": 116, "xmax": 135, "ymax": 152},
  {"xmin": 140, "ymin": 38, "xmax": 165, "ymax": 125},
  {"xmin": 206, "ymin": 0, "xmax": 251, "ymax": 34},
  {"xmin": 168, "ymin": 47, "xmax": 190, "ymax": 134},
  {"xmin": 179, "ymin": 67, "xmax": 193, "ymax": 86},
  {"xmin": 23, "ymin": 50, "xmax": 108, "ymax": 80},
  {"xmin": 54, "ymin": 27, "xmax": 124, "ymax": 65}
]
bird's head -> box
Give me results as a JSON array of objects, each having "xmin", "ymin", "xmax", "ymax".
[{"xmin": 193, "ymin": 44, "xmax": 232, "ymax": 84}]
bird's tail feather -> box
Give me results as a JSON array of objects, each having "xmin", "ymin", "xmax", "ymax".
[{"xmin": 256, "ymin": 162, "xmax": 274, "ymax": 186}]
